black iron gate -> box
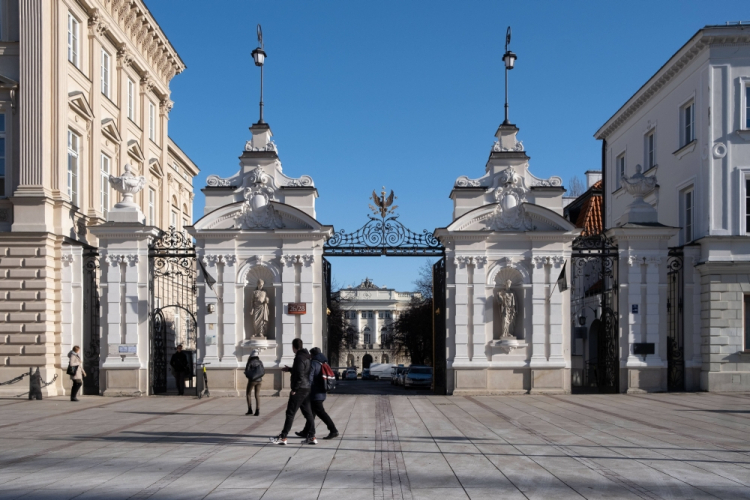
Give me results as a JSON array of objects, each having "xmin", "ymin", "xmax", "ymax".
[
  {"xmin": 667, "ymin": 248, "xmax": 685, "ymax": 391},
  {"xmin": 571, "ymin": 233, "xmax": 619, "ymax": 393},
  {"xmin": 82, "ymin": 248, "xmax": 101, "ymax": 395},
  {"xmin": 149, "ymin": 227, "xmax": 198, "ymax": 394},
  {"xmin": 432, "ymin": 257, "xmax": 447, "ymax": 395}
]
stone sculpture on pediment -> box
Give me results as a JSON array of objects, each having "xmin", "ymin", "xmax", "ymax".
[{"xmin": 485, "ymin": 167, "xmax": 534, "ymax": 231}]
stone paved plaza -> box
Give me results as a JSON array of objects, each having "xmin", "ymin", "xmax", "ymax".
[{"xmin": 0, "ymin": 392, "xmax": 749, "ymax": 499}]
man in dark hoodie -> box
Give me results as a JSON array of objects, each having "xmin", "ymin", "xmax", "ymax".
[
  {"xmin": 270, "ymin": 338, "xmax": 316, "ymax": 445},
  {"xmin": 295, "ymin": 347, "xmax": 339, "ymax": 440}
]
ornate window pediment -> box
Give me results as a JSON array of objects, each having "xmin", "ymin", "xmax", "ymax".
[
  {"xmin": 101, "ymin": 118, "xmax": 122, "ymax": 144},
  {"xmin": 69, "ymin": 91, "xmax": 94, "ymax": 122},
  {"xmin": 127, "ymin": 139, "xmax": 145, "ymax": 162}
]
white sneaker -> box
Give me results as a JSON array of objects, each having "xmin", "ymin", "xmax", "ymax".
[
  {"xmin": 303, "ymin": 436, "xmax": 318, "ymax": 445},
  {"xmin": 270, "ymin": 435, "xmax": 287, "ymax": 445}
]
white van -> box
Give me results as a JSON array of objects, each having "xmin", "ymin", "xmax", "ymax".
[{"xmin": 368, "ymin": 363, "xmax": 397, "ymax": 380}]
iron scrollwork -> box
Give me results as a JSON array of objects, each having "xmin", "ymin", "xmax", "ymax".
[
  {"xmin": 666, "ymin": 248, "xmax": 685, "ymax": 391},
  {"xmin": 324, "ymin": 187, "xmax": 444, "ymax": 257},
  {"xmin": 83, "ymin": 250, "xmax": 100, "ymax": 395}
]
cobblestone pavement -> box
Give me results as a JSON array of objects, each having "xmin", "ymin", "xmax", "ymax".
[{"xmin": 0, "ymin": 392, "xmax": 749, "ymax": 499}]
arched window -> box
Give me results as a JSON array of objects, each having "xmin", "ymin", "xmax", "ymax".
[
  {"xmin": 363, "ymin": 327, "xmax": 371, "ymax": 344},
  {"xmin": 380, "ymin": 327, "xmax": 390, "ymax": 348},
  {"xmin": 381, "ymin": 354, "xmax": 389, "ymax": 364},
  {"xmin": 346, "ymin": 327, "xmax": 357, "ymax": 346}
]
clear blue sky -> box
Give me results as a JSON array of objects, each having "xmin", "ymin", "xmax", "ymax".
[{"xmin": 146, "ymin": 0, "xmax": 749, "ymax": 292}]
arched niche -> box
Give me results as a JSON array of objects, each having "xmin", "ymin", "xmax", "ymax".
[
  {"xmin": 492, "ymin": 266, "xmax": 525, "ymax": 341},
  {"xmin": 243, "ymin": 265, "xmax": 277, "ymax": 341}
]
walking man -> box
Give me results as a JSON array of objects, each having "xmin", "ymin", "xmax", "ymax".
[
  {"xmin": 270, "ymin": 338, "xmax": 316, "ymax": 445},
  {"xmin": 170, "ymin": 344, "xmax": 189, "ymax": 396},
  {"xmin": 296, "ymin": 347, "xmax": 339, "ymax": 440},
  {"xmin": 244, "ymin": 349, "xmax": 264, "ymax": 416}
]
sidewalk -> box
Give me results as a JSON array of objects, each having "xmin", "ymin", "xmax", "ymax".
[{"xmin": 0, "ymin": 393, "xmax": 748, "ymax": 499}]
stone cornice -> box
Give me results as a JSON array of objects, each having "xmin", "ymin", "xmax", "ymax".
[
  {"xmin": 89, "ymin": 0, "xmax": 186, "ymax": 88},
  {"xmin": 595, "ymin": 27, "xmax": 750, "ymax": 140}
]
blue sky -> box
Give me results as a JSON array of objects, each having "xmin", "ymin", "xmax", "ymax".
[{"xmin": 146, "ymin": 0, "xmax": 749, "ymax": 291}]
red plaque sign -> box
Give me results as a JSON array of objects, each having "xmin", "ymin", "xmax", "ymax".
[{"xmin": 287, "ymin": 303, "xmax": 306, "ymax": 314}]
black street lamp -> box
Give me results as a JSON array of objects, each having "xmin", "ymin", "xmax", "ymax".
[
  {"xmin": 251, "ymin": 24, "xmax": 267, "ymax": 124},
  {"xmin": 502, "ymin": 26, "xmax": 517, "ymax": 126}
]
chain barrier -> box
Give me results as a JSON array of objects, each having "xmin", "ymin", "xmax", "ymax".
[
  {"xmin": 0, "ymin": 373, "xmax": 28, "ymax": 386},
  {"xmin": 14, "ymin": 373, "xmax": 58, "ymax": 399}
]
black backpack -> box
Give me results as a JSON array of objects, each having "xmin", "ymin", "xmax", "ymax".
[{"xmin": 244, "ymin": 359, "xmax": 264, "ymax": 381}]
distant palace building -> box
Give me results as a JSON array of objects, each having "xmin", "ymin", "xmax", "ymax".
[{"xmin": 337, "ymin": 278, "xmax": 417, "ymax": 370}]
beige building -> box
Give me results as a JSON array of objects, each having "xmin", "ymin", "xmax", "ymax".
[
  {"xmin": 338, "ymin": 278, "xmax": 416, "ymax": 371},
  {"xmin": 0, "ymin": 0, "xmax": 198, "ymax": 396}
]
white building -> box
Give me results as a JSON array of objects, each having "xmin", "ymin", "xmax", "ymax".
[
  {"xmin": 0, "ymin": 0, "xmax": 199, "ymax": 397},
  {"xmin": 595, "ymin": 24, "xmax": 750, "ymax": 392},
  {"xmin": 337, "ymin": 278, "xmax": 416, "ymax": 370}
]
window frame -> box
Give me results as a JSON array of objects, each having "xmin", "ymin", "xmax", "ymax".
[
  {"xmin": 100, "ymin": 153, "xmax": 110, "ymax": 218},
  {"xmin": 67, "ymin": 12, "xmax": 80, "ymax": 67},
  {"xmin": 148, "ymin": 101, "xmax": 156, "ymax": 142},
  {"xmin": 171, "ymin": 209, "xmax": 177, "ymax": 229},
  {"xmin": 127, "ymin": 78, "xmax": 135, "ymax": 121},
  {"xmin": 745, "ymin": 295, "xmax": 750, "ymax": 352},
  {"xmin": 615, "ymin": 152, "xmax": 625, "ymax": 191},
  {"xmin": 101, "ymin": 48, "xmax": 111, "ymax": 98},
  {"xmin": 645, "ymin": 130, "xmax": 656, "ymax": 171},
  {"xmin": 67, "ymin": 130, "xmax": 80, "ymax": 207},
  {"xmin": 0, "ymin": 113, "xmax": 6, "ymax": 198},
  {"xmin": 148, "ymin": 187, "xmax": 156, "ymax": 226},
  {"xmin": 680, "ymin": 186, "xmax": 694, "ymax": 244},
  {"xmin": 681, "ymin": 100, "xmax": 695, "ymax": 147}
]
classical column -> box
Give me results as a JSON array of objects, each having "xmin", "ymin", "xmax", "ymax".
[
  {"xmin": 529, "ymin": 256, "xmax": 548, "ymax": 366},
  {"xmin": 299, "ymin": 255, "xmax": 315, "ymax": 349},
  {"xmin": 626, "ymin": 255, "xmax": 644, "ymax": 366},
  {"xmin": 471, "ymin": 256, "xmax": 488, "ymax": 363},
  {"xmin": 220, "ymin": 255, "xmax": 238, "ymax": 365},
  {"xmin": 453, "ymin": 256, "xmax": 471, "ymax": 365},
  {"xmin": 200, "ymin": 254, "xmax": 220, "ymax": 364},
  {"xmin": 280, "ymin": 254, "xmax": 298, "ymax": 365},
  {"xmin": 102, "ymin": 254, "xmax": 123, "ymax": 361},
  {"xmin": 549, "ymin": 256, "xmax": 566, "ymax": 365},
  {"xmin": 645, "ymin": 257, "xmax": 663, "ymax": 364}
]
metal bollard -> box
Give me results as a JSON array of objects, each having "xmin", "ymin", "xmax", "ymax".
[{"xmin": 28, "ymin": 367, "xmax": 42, "ymax": 400}]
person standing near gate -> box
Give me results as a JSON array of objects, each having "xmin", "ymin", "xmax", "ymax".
[
  {"xmin": 296, "ymin": 347, "xmax": 339, "ymax": 440},
  {"xmin": 67, "ymin": 346, "xmax": 86, "ymax": 402},
  {"xmin": 270, "ymin": 338, "xmax": 316, "ymax": 445},
  {"xmin": 170, "ymin": 344, "xmax": 189, "ymax": 396},
  {"xmin": 244, "ymin": 349, "xmax": 264, "ymax": 416}
]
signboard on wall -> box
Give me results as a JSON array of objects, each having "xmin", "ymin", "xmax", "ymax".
[{"xmin": 287, "ymin": 303, "xmax": 307, "ymax": 315}]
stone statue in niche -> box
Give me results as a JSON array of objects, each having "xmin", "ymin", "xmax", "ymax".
[
  {"xmin": 495, "ymin": 279, "xmax": 517, "ymax": 340},
  {"xmin": 251, "ymin": 279, "xmax": 270, "ymax": 338}
]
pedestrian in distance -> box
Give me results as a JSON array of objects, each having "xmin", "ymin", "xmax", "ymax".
[
  {"xmin": 170, "ymin": 344, "xmax": 190, "ymax": 396},
  {"xmin": 295, "ymin": 347, "xmax": 339, "ymax": 440},
  {"xmin": 270, "ymin": 338, "xmax": 316, "ymax": 445},
  {"xmin": 244, "ymin": 349, "xmax": 264, "ymax": 416},
  {"xmin": 67, "ymin": 346, "xmax": 86, "ymax": 402}
]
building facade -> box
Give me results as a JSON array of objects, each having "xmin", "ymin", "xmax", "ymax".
[
  {"xmin": 337, "ymin": 278, "xmax": 415, "ymax": 370},
  {"xmin": 0, "ymin": 0, "xmax": 199, "ymax": 396},
  {"xmin": 595, "ymin": 24, "xmax": 750, "ymax": 392}
]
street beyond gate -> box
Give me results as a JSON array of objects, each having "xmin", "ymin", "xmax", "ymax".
[{"xmin": 0, "ymin": 393, "xmax": 748, "ymax": 499}]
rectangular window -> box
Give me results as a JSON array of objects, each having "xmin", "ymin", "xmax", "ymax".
[
  {"xmin": 682, "ymin": 101, "xmax": 695, "ymax": 147},
  {"xmin": 127, "ymin": 78, "xmax": 135, "ymax": 120},
  {"xmin": 171, "ymin": 210, "xmax": 177, "ymax": 229},
  {"xmin": 67, "ymin": 130, "xmax": 80, "ymax": 206},
  {"xmin": 100, "ymin": 153, "xmax": 110, "ymax": 218},
  {"xmin": 364, "ymin": 332, "xmax": 371, "ymax": 344},
  {"xmin": 67, "ymin": 13, "xmax": 79, "ymax": 67},
  {"xmin": 183, "ymin": 218, "xmax": 189, "ymax": 229},
  {"xmin": 746, "ymin": 86, "xmax": 750, "ymax": 130},
  {"xmin": 361, "ymin": 311, "xmax": 367, "ymax": 319},
  {"xmin": 745, "ymin": 295, "xmax": 750, "ymax": 351},
  {"xmin": 615, "ymin": 154, "xmax": 625, "ymax": 190},
  {"xmin": 378, "ymin": 311, "xmax": 384, "ymax": 319},
  {"xmin": 149, "ymin": 101, "xmax": 155, "ymax": 141},
  {"xmin": 684, "ymin": 189, "xmax": 694, "ymax": 243},
  {"xmin": 149, "ymin": 188, "xmax": 155, "ymax": 226},
  {"xmin": 746, "ymin": 178, "xmax": 750, "ymax": 234},
  {"xmin": 645, "ymin": 131, "xmax": 655, "ymax": 170},
  {"xmin": 368, "ymin": 311, "xmax": 373, "ymax": 319},
  {"xmin": 101, "ymin": 49, "xmax": 110, "ymax": 98},
  {"xmin": 386, "ymin": 312, "xmax": 392, "ymax": 319},
  {"xmin": 0, "ymin": 114, "xmax": 6, "ymax": 196}
]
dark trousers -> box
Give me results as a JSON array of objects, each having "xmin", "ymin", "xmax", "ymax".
[
  {"xmin": 70, "ymin": 381, "xmax": 82, "ymax": 401},
  {"xmin": 302, "ymin": 399, "xmax": 337, "ymax": 435},
  {"xmin": 280, "ymin": 389, "xmax": 314, "ymax": 438},
  {"xmin": 246, "ymin": 380, "xmax": 261, "ymax": 410},
  {"xmin": 175, "ymin": 371, "xmax": 186, "ymax": 395}
]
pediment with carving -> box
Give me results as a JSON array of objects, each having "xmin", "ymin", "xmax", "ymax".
[
  {"xmin": 447, "ymin": 202, "xmax": 576, "ymax": 233},
  {"xmin": 193, "ymin": 200, "xmax": 327, "ymax": 231}
]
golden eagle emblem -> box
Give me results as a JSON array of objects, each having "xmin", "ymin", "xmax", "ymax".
[{"xmin": 369, "ymin": 186, "xmax": 398, "ymax": 218}]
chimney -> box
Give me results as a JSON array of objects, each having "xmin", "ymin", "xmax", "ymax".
[{"xmin": 585, "ymin": 170, "xmax": 602, "ymax": 188}]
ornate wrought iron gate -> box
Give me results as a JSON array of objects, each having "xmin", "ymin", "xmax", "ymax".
[
  {"xmin": 571, "ymin": 233, "xmax": 619, "ymax": 393},
  {"xmin": 149, "ymin": 228, "xmax": 198, "ymax": 394},
  {"xmin": 432, "ymin": 257, "xmax": 447, "ymax": 395},
  {"xmin": 667, "ymin": 248, "xmax": 685, "ymax": 391},
  {"xmin": 83, "ymin": 249, "xmax": 101, "ymax": 395}
]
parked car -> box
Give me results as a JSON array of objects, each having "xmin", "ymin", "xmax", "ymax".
[
  {"xmin": 361, "ymin": 368, "xmax": 372, "ymax": 380},
  {"xmin": 390, "ymin": 366, "xmax": 398, "ymax": 384},
  {"xmin": 369, "ymin": 363, "xmax": 396, "ymax": 380},
  {"xmin": 404, "ymin": 366, "xmax": 432, "ymax": 389},
  {"xmin": 345, "ymin": 368, "xmax": 358, "ymax": 380}
]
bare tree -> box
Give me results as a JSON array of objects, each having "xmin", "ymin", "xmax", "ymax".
[{"xmin": 568, "ymin": 175, "xmax": 585, "ymax": 198}]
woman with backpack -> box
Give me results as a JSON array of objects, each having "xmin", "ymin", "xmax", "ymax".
[
  {"xmin": 244, "ymin": 349, "xmax": 264, "ymax": 416},
  {"xmin": 295, "ymin": 347, "xmax": 339, "ymax": 440},
  {"xmin": 67, "ymin": 346, "xmax": 86, "ymax": 402}
]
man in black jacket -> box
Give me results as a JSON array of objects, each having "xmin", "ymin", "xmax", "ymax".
[
  {"xmin": 169, "ymin": 344, "xmax": 189, "ymax": 396},
  {"xmin": 296, "ymin": 347, "xmax": 338, "ymax": 440},
  {"xmin": 270, "ymin": 338, "xmax": 316, "ymax": 445}
]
